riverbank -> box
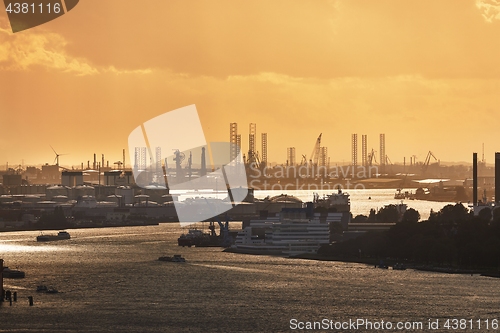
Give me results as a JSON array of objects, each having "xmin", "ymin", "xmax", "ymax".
[{"xmin": 290, "ymin": 253, "xmax": 500, "ymax": 277}]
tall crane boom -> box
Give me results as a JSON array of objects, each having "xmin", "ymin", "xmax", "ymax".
[
  {"xmin": 422, "ymin": 151, "xmax": 438, "ymax": 174},
  {"xmin": 310, "ymin": 133, "xmax": 322, "ymax": 166},
  {"xmin": 368, "ymin": 149, "xmax": 378, "ymax": 166}
]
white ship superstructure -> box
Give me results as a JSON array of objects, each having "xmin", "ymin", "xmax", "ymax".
[{"xmin": 232, "ymin": 207, "xmax": 344, "ymax": 256}]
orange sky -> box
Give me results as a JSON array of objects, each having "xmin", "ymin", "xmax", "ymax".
[{"xmin": 1, "ymin": 0, "xmax": 500, "ymax": 168}]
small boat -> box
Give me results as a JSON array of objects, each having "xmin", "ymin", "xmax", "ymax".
[
  {"xmin": 46, "ymin": 287, "xmax": 59, "ymax": 294},
  {"xmin": 36, "ymin": 285, "xmax": 48, "ymax": 292},
  {"xmin": 37, "ymin": 231, "xmax": 71, "ymax": 242},
  {"xmin": 158, "ymin": 254, "xmax": 186, "ymax": 263},
  {"xmin": 36, "ymin": 285, "xmax": 58, "ymax": 293},
  {"xmin": 2, "ymin": 267, "xmax": 25, "ymax": 278},
  {"xmin": 393, "ymin": 263, "xmax": 407, "ymax": 270}
]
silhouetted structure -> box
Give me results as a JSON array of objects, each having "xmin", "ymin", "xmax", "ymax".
[
  {"xmin": 496, "ymin": 152, "xmax": 500, "ymax": 203},
  {"xmin": 380, "ymin": 134, "xmax": 386, "ymax": 173},
  {"xmin": 351, "ymin": 134, "xmax": 358, "ymax": 169},
  {"xmin": 473, "ymin": 152, "xmax": 478, "ymax": 205}
]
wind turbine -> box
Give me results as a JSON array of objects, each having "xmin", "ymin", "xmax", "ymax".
[{"xmin": 50, "ymin": 145, "xmax": 67, "ymax": 166}]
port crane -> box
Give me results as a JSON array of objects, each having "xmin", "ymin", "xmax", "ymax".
[
  {"xmin": 300, "ymin": 154, "xmax": 307, "ymax": 166},
  {"xmin": 204, "ymin": 198, "xmax": 231, "ymax": 247},
  {"xmin": 368, "ymin": 149, "xmax": 378, "ymax": 166},
  {"xmin": 255, "ymin": 151, "xmax": 262, "ymax": 168},
  {"xmin": 208, "ymin": 215, "xmax": 231, "ymax": 247},
  {"xmin": 422, "ymin": 151, "xmax": 438, "ymax": 175},
  {"xmin": 309, "ymin": 133, "xmax": 322, "ymax": 166}
]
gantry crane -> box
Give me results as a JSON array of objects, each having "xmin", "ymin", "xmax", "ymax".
[{"xmin": 422, "ymin": 151, "xmax": 438, "ymax": 174}]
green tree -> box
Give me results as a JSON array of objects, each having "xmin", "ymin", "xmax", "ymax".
[
  {"xmin": 376, "ymin": 205, "xmax": 399, "ymax": 222},
  {"xmin": 492, "ymin": 207, "xmax": 500, "ymax": 224},
  {"xmin": 352, "ymin": 214, "xmax": 368, "ymax": 223},
  {"xmin": 368, "ymin": 209, "xmax": 376, "ymax": 221},
  {"xmin": 478, "ymin": 207, "xmax": 492, "ymax": 222},
  {"xmin": 401, "ymin": 208, "xmax": 420, "ymax": 223}
]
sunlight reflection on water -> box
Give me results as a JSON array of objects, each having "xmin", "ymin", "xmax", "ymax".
[{"xmin": 0, "ymin": 244, "xmax": 70, "ymax": 252}]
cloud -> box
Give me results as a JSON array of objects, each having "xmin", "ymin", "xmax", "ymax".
[
  {"xmin": 228, "ymin": 72, "xmax": 305, "ymax": 86},
  {"xmin": 0, "ymin": 26, "xmax": 98, "ymax": 75},
  {"xmin": 476, "ymin": 0, "xmax": 500, "ymax": 22},
  {"xmin": 0, "ymin": 26, "xmax": 151, "ymax": 76},
  {"xmin": 104, "ymin": 66, "xmax": 152, "ymax": 75}
]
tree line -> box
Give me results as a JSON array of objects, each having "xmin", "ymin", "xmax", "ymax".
[{"xmin": 320, "ymin": 204, "xmax": 500, "ymax": 269}]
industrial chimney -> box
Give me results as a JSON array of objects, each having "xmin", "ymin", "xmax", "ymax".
[
  {"xmin": 473, "ymin": 153, "xmax": 477, "ymax": 206},
  {"xmin": 496, "ymin": 152, "xmax": 500, "ymax": 203}
]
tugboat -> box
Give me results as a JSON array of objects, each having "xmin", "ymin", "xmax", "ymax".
[
  {"xmin": 37, "ymin": 231, "xmax": 71, "ymax": 242},
  {"xmin": 177, "ymin": 217, "xmax": 232, "ymax": 248},
  {"xmin": 2, "ymin": 266, "xmax": 25, "ymax": 278},
  {"xmin": 177, "ymin": 230, "xmax": 206, "ymax": 247}
]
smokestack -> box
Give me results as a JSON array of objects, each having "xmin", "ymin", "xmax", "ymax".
[
  {"xmin": 496, "ymin": 152, "xmax": 500, "ymax": 203},
  {"xmin": 123, "ymin": 149, "xmax": 126, "ymax": 170},
  {"xmin": 102, "ymin": 154, "xmax": 105, "ymax": 169},
  {"xmin": 473, "ymin": 153, "xmax": 478, "ymax": 206},
  {"xmin": 200, "ymin": 147, "xmax": 207, "ymax": 177},
  {"xmin": 93, "ymin": 154, "xmax": 96, "ymax": 169},
  {"xmin": 87, "ymin": 161, "xmax": 90, "ymax": 169}
]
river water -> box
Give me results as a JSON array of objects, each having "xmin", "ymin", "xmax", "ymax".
[
  {"xmin": 1, "ymin": 224, "xmax": 499, "ymax": 332},
  {"xmin": 253, "ymin": 188, "xmax": 457, "ymax": 220},
  {"xmin": 0, "ymin": 190, "xmax": 493, "ymax": 333}
]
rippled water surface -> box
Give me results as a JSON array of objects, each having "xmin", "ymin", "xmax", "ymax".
[{"xmin": 1, "ymin": 224, "xmax": 499, "ymax": 332}]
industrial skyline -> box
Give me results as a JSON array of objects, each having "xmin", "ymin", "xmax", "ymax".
[
  {"xmin": 1, "ymin": 1, "xmax": 500, "ymax": 166},
  {"xmin": 0, "ymin": 130, "xmax": 493, "ymax": 170}
]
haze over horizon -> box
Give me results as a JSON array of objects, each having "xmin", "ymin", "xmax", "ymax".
[{"xmin": 1, "ymin": 0, "xmax": 500, "ymax": 167}]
